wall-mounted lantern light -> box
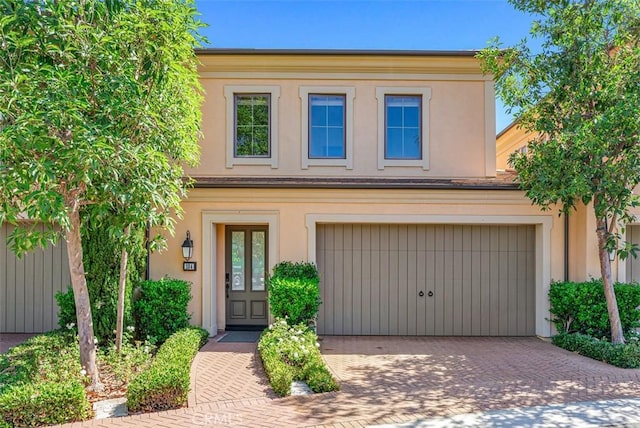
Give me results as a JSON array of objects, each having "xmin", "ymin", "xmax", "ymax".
[{"xmin": 181, "ymin": 231, "xmax": 196, "ymax": 271}]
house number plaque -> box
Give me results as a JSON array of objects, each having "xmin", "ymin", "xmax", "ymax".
[{"xmin": 183, "ymin": 261, "xmax": 197, "ymax": 271}]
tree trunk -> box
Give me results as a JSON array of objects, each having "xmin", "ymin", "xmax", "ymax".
[
  {"xmin": 65, "ymin": 208, "xmax": 103, "ymax": 391},
  {"xmin": 115, "ymin": 226, "xmax": 130, "ymax": 352},
  {"xmin": 595, "ymin": 216, "xmax": 625, "ymax": 344}
]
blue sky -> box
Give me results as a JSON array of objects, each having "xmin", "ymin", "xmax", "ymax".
[{"xmin": 194, "ymin": 0, "xmax": 537, "ymax": 132}]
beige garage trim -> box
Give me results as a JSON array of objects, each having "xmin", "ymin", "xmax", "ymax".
[
  {"xmin": 316, "ymin": 224, "xmax": 536, "ymax": 336},
  {"xmin": 1, "ymin": 224, "xmax": 70, "ymax": 333}
]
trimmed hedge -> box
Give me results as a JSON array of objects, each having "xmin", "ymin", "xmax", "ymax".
[
  {"xmin": 553, "ymin": 333, "xmax": 640, "ymax": 368},
  {"xmin": 0, "ymin": 330, "xmax": 92, "ymax": 426},
  {"xmin": 133, "ymin": 278, "xmax": 192, "ymax": 345},
  {"xmin": 126, "ymin": 326, "xmax": 208, "ymax": 412},
  {"xmin": 548, "ymin": 279, "xmax": 640, "ymax": 338},
  {"xmin": 258, "ymin": 318, "xmax": 339, "ymax": 397},
  {"xmin": 268, "ymin": 261, "xmax": 320, "ymax": 326}
]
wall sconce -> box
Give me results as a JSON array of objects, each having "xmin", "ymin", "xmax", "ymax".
[
  {"xmin": 181, "ymin": 231, "xmax": 196, "ymax": 271},
  {"xmin": 609, "ymin": 250, "xmax": 616, "ymax": 262}
]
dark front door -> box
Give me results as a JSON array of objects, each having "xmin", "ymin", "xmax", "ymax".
[{"xmin": 225, "ymin": 226, "xmax": 268, "ymax": 327}]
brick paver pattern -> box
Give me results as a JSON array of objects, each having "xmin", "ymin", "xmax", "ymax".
[{"xmin": 53, "ymin": 336, "xmax": 640, "ymax": 427}]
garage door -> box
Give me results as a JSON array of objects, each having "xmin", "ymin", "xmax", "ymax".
[
  {"xmin": 316, "ymin": 224, "xmax": 535, "ymax": 336},
  {"xmin": 1, "ymin": 224, "xmax": 71, "ymax": 333}
]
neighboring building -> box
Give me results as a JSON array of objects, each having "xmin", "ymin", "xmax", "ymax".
[
  {"xmin": 148, "ymin": 49, "xmax": 566, "ymax": 338},
  {"xmin": 496, "ymin": 122, "xmax": 532, "ymax": 171},
  {"xmin": 496, "ymin": 121, "xmax": 640, "ymax": 289}
]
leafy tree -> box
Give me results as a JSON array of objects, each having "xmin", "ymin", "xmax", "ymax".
[
  {"xmin": 0, "ymin": 0, "xmax": 203, "ymax": 388},
  {"xmin": 479, "ymin": 0, "xmax": 640, "ymax": 344}
]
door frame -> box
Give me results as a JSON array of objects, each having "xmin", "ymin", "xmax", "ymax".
[{"xmin": 201, "ymin": 211, "xmax": 279, "ymax": 336}]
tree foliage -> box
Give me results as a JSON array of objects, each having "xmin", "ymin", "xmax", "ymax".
[
  {"xmin": 0, "ymin": 0, "xmax": 204, "ymax": 386},
  {"xmin": 479, "ymin": 0, "xmax": 640, "ymax": 343}
]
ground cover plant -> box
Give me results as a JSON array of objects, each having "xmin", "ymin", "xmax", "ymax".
[
  {"xmin": 0, "ymin": 330, "xmax": 93, "ymax": 427},
  {"xmin": 258, "ymin": 319, "xmax": 339, "ymax": 397}
]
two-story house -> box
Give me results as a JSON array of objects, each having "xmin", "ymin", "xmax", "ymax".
[
  {"xmin": 2, "ymin": 49, "xmax": 575, "ymax": 337},
  {"xmin": 143, "ymin": 49, "xmax": 566, "ymax": 338}
]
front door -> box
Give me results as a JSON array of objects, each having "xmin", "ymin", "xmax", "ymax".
[{"xmin": 225, "ymin": 226, "xmax": 268, "ymax": 327}]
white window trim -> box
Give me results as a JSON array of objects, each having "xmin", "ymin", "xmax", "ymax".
[
  {"xmin": 376, "ymin": 87, "xmax": 431, "ymax": 170},
  {"xmin": 299, "ymin": 86, "xmax": 355, "ymax": 170},
  {"xmin": 224, "ymin": 85, "xmax": 280, "ymax": 169}
]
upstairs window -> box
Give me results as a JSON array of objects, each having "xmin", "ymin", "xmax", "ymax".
[
  {"xmin": 309, "ymin": 94, "xmax": 346, "ymax": 159},
  {"xmin": 235, "ymin": 94, "xmax": 270, "ymax": 157},
  {"xmin": 376, "ymin": 87, "xmax": 431, "ymax": 170},
  {"xmin": 299, "ymin": 86, "xmax": 355, "ymax": 169},
  {"xmin": 224, "ymin": 86, "xmax": 280, "ymax": 168},
  {"xmin": 385, "ymin": 95, "xmax": 421, "ymax": 160}
]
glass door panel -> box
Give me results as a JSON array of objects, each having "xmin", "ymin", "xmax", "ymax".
[{"xmin": 251, "ymin": 231, "xmax": 266, "ymax": 291}]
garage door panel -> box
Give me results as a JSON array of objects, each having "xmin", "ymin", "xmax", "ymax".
[
  {"xmin": 2, "ymin": 224, "xmax": 69, "ymax": 333},
  {"xmin": 317, "ymin": 224, "xmax": 535, "ymax": 336}
]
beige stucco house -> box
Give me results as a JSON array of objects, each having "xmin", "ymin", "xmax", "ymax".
[
  {"xmin": 147, "ymin": 49, "xmax": 567, "ymax": 338},
  {"xmin": 9, "ymin": 49, "xmax": 631, "ymax": 337}
]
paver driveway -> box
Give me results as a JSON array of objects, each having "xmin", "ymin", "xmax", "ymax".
[{"xmin": 62, "ymin": 336, "xmax": 640, "ymax": 427}]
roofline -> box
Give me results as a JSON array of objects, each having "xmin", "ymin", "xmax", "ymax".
[
  {"xmin": 496, "ymin": 120, "xmax": 519, "ymax": 140},
  {"xmin": 194, "ymin": 48, "xmax": 480, "ymax": 57}
]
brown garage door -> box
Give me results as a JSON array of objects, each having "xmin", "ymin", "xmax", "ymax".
[
  {"xmin": 316, "ymin": 224, "xmax": 535, "ymax": 336},
  {"xmin": 1, "ymin": 224, "xmax": 71, "ymax": 333}
]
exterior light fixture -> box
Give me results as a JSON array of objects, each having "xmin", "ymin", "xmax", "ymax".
[
  {"xmin": 181, "ymin": 231, "xmax": 194, "ymax": 260},
  {"xmin": 181, "ymin": 231, "xmax": 196, "ymax": 271}
]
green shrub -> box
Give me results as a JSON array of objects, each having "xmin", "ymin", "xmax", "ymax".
[
  {"xmin": 0, "ymin": 330, "xmax": 92, "ymax": 426},
  {"xmin": 271, "ymin": 261, "xmax": 319, "ymax": 280},
  {"xmin": 548, "ymin": 279, "xmax": 640, "ymax": 338},
  {"xmin": 258, "ymin": 318, "xmax": 339, "ymax": 397},
  {"xmin": 126, "ymin": 327, "xmax": 208, "ymax": 413},
  {"xmin": 133, "ymin": 278, "xmax": 192, "ymax": 345},
  {"xmin": 268, "ymin": 261, "xmax": 320, "ymax": 326},
  {"xmin": 0, "ymin": 380, "xmax": 91, "ymax": 427},
  {"xmin": 553, "ymin": 333, "xmax": 640, "ymax": 368},
  {"xmin": 55, "ymin": 287, "xmax": 77, "ymax": 330},
  {"xmin": 55, "ymin": 221, "xmax": 146, "ymax": 344}
]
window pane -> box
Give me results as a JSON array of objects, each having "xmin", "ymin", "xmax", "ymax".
[
  {"xmin": 234, "ymin": 94, "xmax": 270, "ymax": 157},
  {"xmin": 385, "ymin": 95, "xmax": 421, "ymax": 160},
  {"xmin": 386, "ymin": 128, "xmax": 403, "ymax": 158},
  {"xmin": 251, "ymin": 231, "xmax": 266, "ymax": 291},
  {"xmin": 403, "ymin": 128, "xmax": 421, "ymax": 159},
  {"xmin": 404, "ymin": 106, "xmax": 420, "ymax": 127},
  {"xmin": 327, "ymin": 127, "xmax": 345, "ymax": 158},
  {"xmin": 309, "ymin": 94, "xmax": 346, "ymax": 159},
  {"xmin": 310, "ymin": 104, "xmax": 327, "ymax": 127},
  {"xmin": 327, "ymin": 104, "xmax": 344, "ymax": 127},
  {"xmin": 310, "ymin": 127, "xmax": 327, "ymax": 157},
  {"xmin": 387, "ymin": 106, "xmax": 403, "ymax": 127},
  {"xmin": 231, "ymin": 231, "xmax": 245, "ymax": 291}
]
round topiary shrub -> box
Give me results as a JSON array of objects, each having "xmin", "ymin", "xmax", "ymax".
[{"xmin": 268, "ymin": 261, "xmax": 320, "ymax": 326}]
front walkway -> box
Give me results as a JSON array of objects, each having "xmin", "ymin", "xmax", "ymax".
[
  {"xmin": 0, "ymin": 333, "xmax": 36, "ymax": 353},
  {"xmin": 56, "ymin": 336, "xmax": 640, "ymax": 427}
]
